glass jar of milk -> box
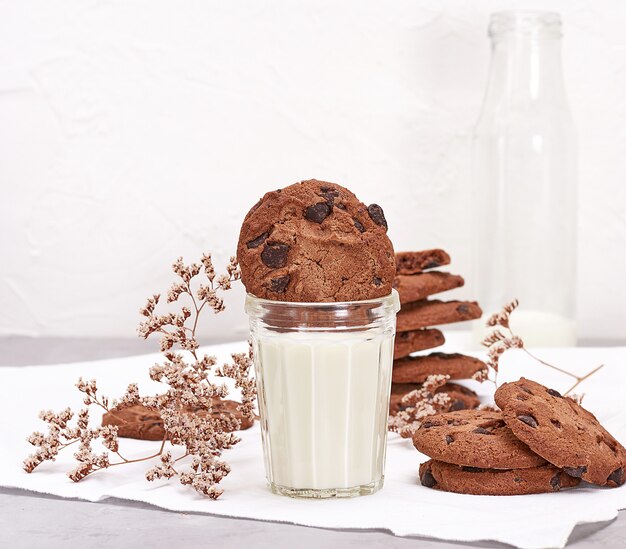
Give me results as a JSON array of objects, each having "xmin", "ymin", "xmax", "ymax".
[{"xmin": 246, "ymin": 290, "xmax": 400, "ymax": 498}]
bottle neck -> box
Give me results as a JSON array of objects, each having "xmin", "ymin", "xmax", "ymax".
[{"xmin": 482, "ymin": 30, "xmax": 567, "ymax": 110}]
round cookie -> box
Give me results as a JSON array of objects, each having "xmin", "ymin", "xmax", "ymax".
[
  {"xmin": 236, "ymin": 179, "xmax": 396, "ymax": 302},
  {"xmin": 102, "ymin": 401, "xmax": 253, "ymax": 441},
  {"xmin": 392, "ymin": 352, "xmax": 488, "ymax": 384},
  {"xmin": 495, "ymin": 378, "xmax": 626, "ymax": 487},
  {"xmin": 442, "ymin": 383, "xmax": 482, "ymax": 412},
  {"xmin": 389, "ymin": 382, "xmax": 480, "ymax": 415},
  {"xmin": 419, "ymin": 459, "xmax": 580, "ymax": 496},
  {"xmin": 413, "ymin": 409, "xmax": 545, "ymax": 469}
]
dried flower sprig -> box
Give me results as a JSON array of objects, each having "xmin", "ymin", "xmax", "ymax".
[
  {"xmin": 485, "ymin": 298, "xmax": 519, "ymax": 329},
  {"xmin": 482, "ymin": 299, "xmax": 604, "ymax": 396},
  {"xmin": 388, "ymin": 374, "xmax": 451, "ymax": 438},
  {"xmin": 24, "ymin": 253, "xmax": 256, "ymax": 499},
  {"xmin": 388, "ymin": 299, "xmax": 603, "ymax": 436}
]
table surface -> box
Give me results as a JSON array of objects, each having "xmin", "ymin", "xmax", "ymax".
[{"xmin": 1, "ymin": 336, "xmax": 625, "ymax": 549}]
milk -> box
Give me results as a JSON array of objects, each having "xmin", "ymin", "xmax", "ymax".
[
  {"xmin": 473, "ymin": 309, "xmax": 576, "ymax": 348},
  {"xmin": 254, "ymin": 331, "xmax": 393, "ymax": 495}
]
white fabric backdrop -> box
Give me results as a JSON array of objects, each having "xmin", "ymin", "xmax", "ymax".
[{"xmin": 1, "ymin": 0, "xmax": 625, "ymax": 340}]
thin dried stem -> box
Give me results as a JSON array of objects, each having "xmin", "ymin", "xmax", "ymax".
[
  {"xmin": 562, "ymin": 363, "xmax": 605, "ymax": 396},
  {"xmin": 521, "ymin": 346, "xmax": 578, "ymax": 379}
]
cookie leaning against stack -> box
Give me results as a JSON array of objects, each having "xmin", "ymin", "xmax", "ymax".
[
  {"xmin": 495, "ymin": 378, "xmax": 626, "ymax": 487},
  {"xmin": 390, "ymin": 249, "xmax": 486, "ymax": 418},
  {"xmin": 413, "ymin": 379, "xmax": 626, "ymax": 495}
]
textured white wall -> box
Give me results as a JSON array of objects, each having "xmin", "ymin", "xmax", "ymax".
[{"xmin": 1, "ymin": 0, "xmax": 625, "ymax": 342}]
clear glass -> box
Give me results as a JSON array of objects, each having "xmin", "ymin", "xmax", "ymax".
[
  {"xmin": 472, "ymin": 11, "xmax": 577, "ymax": 347},
  {"xmin": 245, "ymin": 290, "xmax": 400, "ymax": 498}
]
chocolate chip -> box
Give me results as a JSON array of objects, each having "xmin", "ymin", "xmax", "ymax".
[
  {"xmin": 461, "ymin": 466, "xmax": 483, "ymax": 473},
  {"xmin": 472, "ymin": 427, "xmax": 493, "ymax": 435},
  {"xmin": 457, "ymin": 304, "xmax": 470, "ymax": 314},
  {"xmin": 268, "ymin": 275, "xmax": 290, "ymax": 293},
  {"xmin": 373, "ymin": 277, "xmax": 382, "ymax": 287},
  {"xmin": 246, "ymin": 231, "xmax": 269, "ymax": 249},
  {"xmin": 550, "ymin": 419, "xmax": 562, "ymax": 429},
  {"xmin": 421, "ymin": 421, "xmax": 435, "ymax": 429},
  {"xmin": 304, "ymin": 203, "xmax": 331, "ymax": 223},
  {"xmin": 607, "ymin": 468, "xmax": 624, "ymax": 486},
  {"xmin": 320, "ymin": 186, "xmax": 338, "ymax": 195},
  {"xmin": 513, "ymin": 476, "xmax": 522, "ymax": 483},
  {"xmin": 445, "ymin": 435, "xmax": 454, "ymax": 444},
  {"xmin": 424, "ymin": 261, "xmax": 440, "ymax": 269},
  {"xmin": 518, "ymin": 414, "xmax": 538, "ymax": 428},
  {"xmin": 353, "ymin": 218, "xmax": 365, "ymax": 233},
  {"xmin": 335, "ymin": 203, "xmax": 346, "ymax": 210},
  {"xmin": 563, "ymin": 466, "xmax": 587, "ymax": 478},
  {"xmin": 367, "ymin": 204, "xmax": 387, "ymax": 230},
  {"xmin": 261, "ymin": 243, "xmax": 289, "ymax": 269},
  {"xmin": 550, "ymin": 473, "xmax": 561, "ymax": 490},
  {"xmin": 319, "ymin": 186, "xmax": 339, "ymax": 205},
  {"xmin": 547, "ymin": 388, "xmax": 562, "ymax": 398},
  {"xmin": 421, "ymin": 469, "xmax": 437, "ymax": 488},
  {"xmin": 450, "ymin": 400, "xmax": 465, "ymax": 411}
]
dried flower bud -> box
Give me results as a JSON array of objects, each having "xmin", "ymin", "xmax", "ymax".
[{"xmin": 389, "ymin": 375, "xmax": 451, "ymax": 437}]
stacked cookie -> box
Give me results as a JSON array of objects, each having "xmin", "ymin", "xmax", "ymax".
[
  {"xmin": 390, "ymin": 249, "xmax": 486, "ymax": 415},
  {"xmin": 414, "ymin": 378, "xmax": 626, "ymax": 495}
]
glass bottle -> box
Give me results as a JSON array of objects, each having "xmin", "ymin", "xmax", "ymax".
[{"xmin": 472, "ymin": 11, "xmax": 577, "ymax": 347}]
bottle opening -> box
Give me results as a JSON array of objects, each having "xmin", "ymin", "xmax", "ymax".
[{"xmin": 489, "ymin": 11, "xmax": 562, "ymax": 39}]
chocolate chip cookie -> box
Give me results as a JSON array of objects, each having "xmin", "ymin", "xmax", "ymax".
[
  {"xmin": 102, "ymin": 401, "xmax": 253, "ymax": 441},
  {"xmin": 495, "ymin": 378, "xmax": 626, "ymax": 487},
  {"xmin": 237, "ymin": 179, "xmax": 395, "ymax": 302},
  {"xmin": 390, "ymin": 382, "xmax": 480, "ymax": 415},
  {"xmin": 393, "ymin": 272, "xmax": 464, "ymax": 306},
  {"xmin": 441, "ymin": 383, "xmax": 481, "ymax": 412},
  {"xmin": 392, "ymin": 352, "xmax": 488, "ymax": 384},
  {"xmin": 413, "ymin": 409, "xmax": 545, "ymax": 469},
  {"xmin": 419, "ymin": 459, "xmax": 580, "ymax": 496},
  {"xmin": 396, "ymin": 249, "xmax": 450, "ymax": 275},
  {"xmin": 396, "ymin": 300, "xmax": 482, "ymax": 332},
  {"xmin": 394, "ymin": 328, "xmax": 445, "ymax": 359}
]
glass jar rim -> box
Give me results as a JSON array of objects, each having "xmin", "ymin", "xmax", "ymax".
[
  {"xmin": 245, "ymin": 289, "xmax": 399, "ymax": 309},
  {"xmin": 245, "ymin": 290, "xmax": 400, "ymax": 331}
]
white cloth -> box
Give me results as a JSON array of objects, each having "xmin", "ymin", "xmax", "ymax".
[{"xmin": 1, "ymin": 342, "xmax": 625, "ymax": 549}]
